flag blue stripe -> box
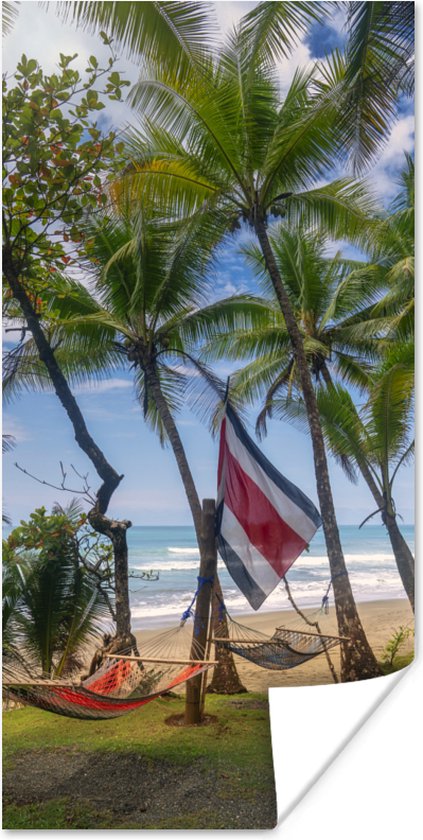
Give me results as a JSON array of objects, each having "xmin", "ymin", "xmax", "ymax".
[
  {"xmin": 226, "ymin": 404, "xmax": 321, "ymax": 528},
  {"xmin": 217, "ymin": 530, "xmax": 267, "ymax": 610}
]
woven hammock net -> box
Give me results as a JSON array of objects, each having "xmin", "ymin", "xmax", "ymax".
[
  {"xmin": 3, "ymin": 622, "xmax": 214, "ymax": 720},
  {"xmin": 213, "ymin": 612, "xmax": 343, "ymax": 670}
]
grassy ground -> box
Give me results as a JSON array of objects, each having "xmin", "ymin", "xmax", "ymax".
[{"xmin": 2, "ymin": 693, "xmax": 277, "ymax": 830}]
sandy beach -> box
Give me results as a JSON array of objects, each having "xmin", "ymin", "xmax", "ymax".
[{"xmin": 134, "ymin": 599, "xmax": 414, "ymax": 690}]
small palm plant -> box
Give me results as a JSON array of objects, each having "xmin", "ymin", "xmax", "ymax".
[{"xmin": 3, "ymin": 505, "xmax": 111, "ymax": 679}]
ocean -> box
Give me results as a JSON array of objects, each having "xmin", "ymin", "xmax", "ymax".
[{"xmin": 127, "ymin": 524, "xmax": 415, "ymax": 628}]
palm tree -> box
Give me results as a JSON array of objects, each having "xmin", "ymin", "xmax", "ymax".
[
  {"xmin": 364, "ymin": 155, "xmax": 414, "ymax": 341},
  {"xmin": 3, "ymin": 272, "xmax": 135, "ymax": 647},
  {"xmin": 203, "ymin": 226, "xmax": 385, "ymax": 437},
  {"xmin": 2, "ymin": 434, "xmax": 16, "ymax": 525},
  {"xmin": 273, "ymin": 342, "xmax": 414, "ymax": 611},
  {"xmin": 120, "ymin": 24, "xmax": 380, "ymax": 679},
  {"xmin": 341, "ymin": 1, "xmax": 414, "ymax": 172},
  {"xmin": 56, "ymin": 0, "xmax": 217, "ymax": 74},
  {"xmin": 5, "ymin": 211, "xmax": 270, "ymax": 693},
  {"xmin": 242, "ymin": 2, "xmax": 414, "ymax": 173},
  {"xmin": 3, "ymin": 507, "xmax": 110, "ymax": 678}
]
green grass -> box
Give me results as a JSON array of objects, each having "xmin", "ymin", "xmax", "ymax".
[
  {"xmin": 3, "ymin": 693, "xmax": 276, "ymax": 830},
  {"xmin": 379, "ymin": 650, "xmax": 414, "ymax": 675}
]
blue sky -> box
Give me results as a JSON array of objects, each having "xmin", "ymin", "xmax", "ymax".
[{"xmin": 2, "ymin": 2, "xmax": 415, "ymax": 527}]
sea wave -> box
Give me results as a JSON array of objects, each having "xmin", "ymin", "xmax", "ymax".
[
  {"xmin": 130, "ymin": 558, "xmax": 226, "ymax": 573},
  {"xmin": 129, "ymin": 567, "xmax": 406, "ymax": 627},
  {"xmin": 168, "ymin": 547, "xmax": 200, "ymax": 555},
  {"xmin": 296, "ymin": 553, "xmax": 397, "ymax": 568},
  {"xmin": 129, "ymin": 553, "xmax": 397, "ymax": 574}
]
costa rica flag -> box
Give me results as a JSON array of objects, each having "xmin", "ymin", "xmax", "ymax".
[{"xmin": 216, "ymin": 404, "xmax": 321, "ymax": 609}]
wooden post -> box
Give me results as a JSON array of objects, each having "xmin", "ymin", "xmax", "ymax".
[{"xmin": 184, "ymin": 498, "xmax": 217, "ymax": 725}]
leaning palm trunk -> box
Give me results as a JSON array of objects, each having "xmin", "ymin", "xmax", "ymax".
[
  {"xmin": 320, "ymin": 365, "xmax": 414, "ymax": 613},
  {"xmin": 4, "ymin": 264, "xmax": 135, "ymax": 649},
  {"xmin": 383, "ymin": 514, "xmax": 414, "ymax": 611},
  {"xmin": 144, "ymin": 361, "xmax": 246, "ymax": 695},
  {"xmin": 354, "ymin": 455, "xmax": 414, "ymax": 613},
  {"xmin": 254, "ymin": 219, "xmax": 380, "ymax": 681}
]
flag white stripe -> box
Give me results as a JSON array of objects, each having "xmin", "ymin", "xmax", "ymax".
[
  {"xmin": 220, "ymin": 505, "xmax": 281, "ymax": 596},
  {"xmin": 225, "ymin": 418, "xmax": 317, "ymax": 542}
]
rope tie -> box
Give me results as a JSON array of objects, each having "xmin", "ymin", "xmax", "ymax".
[
  {"xmin": 180, "ymin": 575, "xmax": 214, "ymax": 625},
  {"xmin": 320, "ymin": 571, "xmax": 348, "ymax": 614}
]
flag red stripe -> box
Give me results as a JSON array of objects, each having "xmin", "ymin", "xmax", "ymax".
[{"xmin": 223, "ymin": 442, "xmax": 307, "ymax": 575}]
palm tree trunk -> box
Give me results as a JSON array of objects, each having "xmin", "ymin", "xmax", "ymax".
[
  {"xmin": 320, "ymin": 364, "xmax": 414, "ymax": 612},
  {"xmin": 207, "ymin": 575, "xmax": 247, "ymax": 694},
  {"xmin": 254, "ymin": 219, "xmax": 380, "ymax": 681},
  {"xmin": 5, "ymin": 263, "xmax": 134, "ymax": 645},
  {"xmin": 144, "ymin": 361, "xmax": 246, "ymax": 694}
]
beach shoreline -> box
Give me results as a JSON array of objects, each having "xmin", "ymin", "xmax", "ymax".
[{"xmin": 133, "ymin": 598, "xmax": 414, "ymax": 690}]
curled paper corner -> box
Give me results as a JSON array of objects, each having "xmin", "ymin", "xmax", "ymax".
[{"xmin": 269, "ymin": 660, "xmax": 419, "ymax": 835}]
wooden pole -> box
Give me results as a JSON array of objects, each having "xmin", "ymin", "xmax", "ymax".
[
  {"xmin": 104, "ymin": 654, "xmax": 218, "ymax": 665},
  {"xmin": 184, "ymin": 498, "xmax": 217, "ymax": 725}
]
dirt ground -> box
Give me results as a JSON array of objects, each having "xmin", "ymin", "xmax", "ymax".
[{"xmin": 3, "ymin": 743, "xmax": 277, "ymax": 829}]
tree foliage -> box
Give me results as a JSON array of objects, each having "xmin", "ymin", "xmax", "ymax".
[
  {"xmin": 3, "ymin": 504, "xmax": 112, "ymax": 677},
  {"xmin": 2, "ymin": 47, "xmax": 129, "ymax": 312}
]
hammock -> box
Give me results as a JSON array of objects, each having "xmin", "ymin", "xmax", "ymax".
[
  {"xmin": 212, "ymin": 611, "xmax": 347, "ymax": 671},
  {"xmin": 3, "ymin": 622, "xmax": 216, "ymax": 720}
]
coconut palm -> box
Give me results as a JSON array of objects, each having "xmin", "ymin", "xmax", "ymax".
[
  {"xmin": 5, "ymin": 211, "xmax": 271, "ymax": 695},
  {"xmin": 121, "ymin": 23, "xmax": 381, "ymax": 679},
  {"xmin": 273, "ymin": 342, "xmax": 414, "ymax": 611},
  {"xmin": 203, "ymin": 226, "xmax": 386, "ymax": 438},
  {"xmin": 364, "ymin": 155, "xmax": 414, "ymax": 340},
  {"xmin": 341, "ymin": 1, "xmax": 414, "ymax": 172},
  {"xmin": 241, "ymin": 2, "xmax": 414, "ymax": 173}
]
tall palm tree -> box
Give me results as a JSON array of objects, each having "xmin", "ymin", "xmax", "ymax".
[
  {"xmin": 275, "ymin": 342, "xmax": 414, "ymax": 611},
  {"xmin": 203, "ymin": 227, "xmax": 385, "ymax": 437},
  {"xmin": 120, "ymin": 25, "xmax": 380, "ymax": 679},
  {"xmin": 3, "ymin": 273, "xmax": 135, "ymax": 647},
  {"xmin": 6, "ymin": 211, "xmax": 269, "ymax": 692}
]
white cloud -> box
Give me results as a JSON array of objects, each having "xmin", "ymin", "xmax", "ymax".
[
  {"xmin": 214, "ymin": 1, "xmax": 258, "ymax": 34},
  {"xmin": 73, "ymin": 378, "xmax": 132, "ymax": 395},
  {"xmin": 277, "ymin": 39, "xmax": 316, "ymax": 92},
  {"xmin": 326, "ymin": 4, "xmax": 348, "ymax": 35},
  {"xmin": 369, "ymin": 115, "xmax": 414, "ymax": 203},
  {"xmin": 379, "ymin": 115, "xmax": 415, "ymax": 165},
  {"xmin": 2, "ymin": 415, "xmax": 31, "ymax": 443}
]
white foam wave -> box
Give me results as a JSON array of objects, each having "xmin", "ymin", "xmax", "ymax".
[
  {"xmin": 297, "ymin": 553, "xmax": 396, "ymax": 568},
  {"xmin": 129, "ymin": 567, "xmax": 407, "ymax": 627},
  {"xmin": 168, "ymin": 547, "xmax": 200, "ymax": 555},
  {"xmin": 130, "ymin": 558, "xmax": 226, "ymax": 573}
]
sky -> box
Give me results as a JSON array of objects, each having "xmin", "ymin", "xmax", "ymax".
[{"xmin": 2, "ymin": 1, "xmax": 415, "ymax": 527}]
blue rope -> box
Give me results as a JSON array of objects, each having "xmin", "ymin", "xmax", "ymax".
[
  {"xmin": 320, "ymin": 571, "xmax": 349, "ymax": 613},
  {"xmin": 180, "ymin": 575, "xmax": 214, "ymax": 624},
  {"xmin": 218, "ymin": 598, "xmax": 226, "ymax": 623}
]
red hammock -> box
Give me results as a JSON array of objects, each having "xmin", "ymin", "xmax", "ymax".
[{"xmin": 5, "ymin": 658, "xmax": 211, "ymax": 720}]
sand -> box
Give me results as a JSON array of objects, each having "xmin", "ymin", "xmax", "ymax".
[{"xmin": 134, "ymin": 599, "xmax": 414, "ymax": 690}]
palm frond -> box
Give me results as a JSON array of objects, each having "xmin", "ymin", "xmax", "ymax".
[
  {"xmin": 52, "ymin": 1, "xmax": 217, "ymax": 73},
  {"xmin": 2, "ymin": 1, "xmax": 19, "ymax": 36}
]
